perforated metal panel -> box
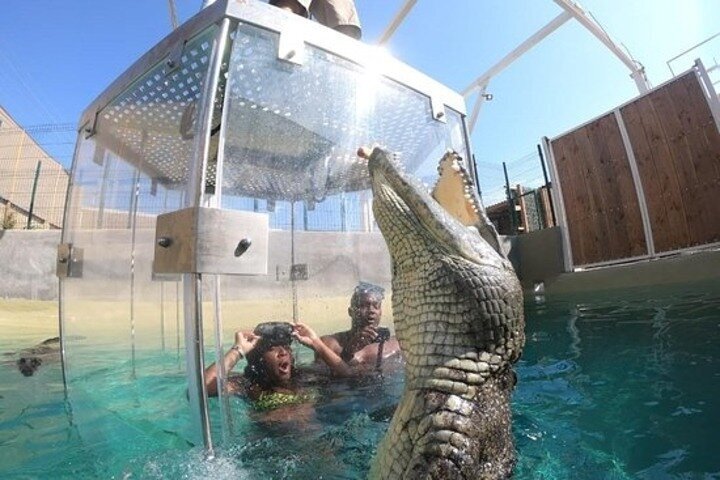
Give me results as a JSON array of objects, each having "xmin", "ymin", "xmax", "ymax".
[
  {"xmin": 218, "ymin": 24, "xmax": 462, "ymax": 203},
  {"xmin": 93, "ymin": 27, "xmax": 219, "ymax": 187}
]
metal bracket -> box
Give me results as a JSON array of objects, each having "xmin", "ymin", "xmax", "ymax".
[
  {"xmin": 56, "ymin": 243, "xmax": 84, "ymax": 278},
  {"xmin": 278, "ymin": 28, "xmax": 305, "ymax": 65},
  {"xmin": 83, "ymin": 113, "xmax": 98, "ymax": 139},
  {"xmin": 153, "ymin": 207, "xmax": 269, "ymax": 275},
  {"xmin": 290, "ymin": 263, "xmax": 308, "ymax": 281},
  {"xmin": 430, "ymin": 96, "xmax": 447, "ymax": 123},
  {"xmin": 164, "ymin": 39, "xmax": 187, "ymax": 76}
]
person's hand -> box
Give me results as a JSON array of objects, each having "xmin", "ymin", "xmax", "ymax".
[
  {"xmin": 351, "ymin": 325, "xmax": 378, "ymax": 348},
  {"xmin": 234, "ymin": 330, "xmax": 260, "ymax": 354},
  {"xmin": 292, "ymin": 322, "xmax": 319, "ymax": 348}
]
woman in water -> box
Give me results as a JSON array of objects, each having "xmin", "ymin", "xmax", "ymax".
[{"xmin": 204, "ymin": 321, "xmax": 351, "ymax": 411}]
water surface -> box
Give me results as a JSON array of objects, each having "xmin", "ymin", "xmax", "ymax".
[{"xmin": 1, "ymin": 279, "xmax": 719, "ymax": 478}]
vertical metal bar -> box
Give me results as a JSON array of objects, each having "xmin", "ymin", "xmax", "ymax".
[
  {"xmin": 695, "ymin": 59, "xmax": 720, "ymax": 133},
  {"xmin": 128, "ymin": 166, "xmax": 142, "ymax": 379},
  {"xmin": 160, "ymin": 282, "xmax": 166, "ymax": 351},
  {"xmin": 541, "ymin": 136, "xmax": 574, "ymax": 271},
  {"xmin": 58, "ymin": 127, "xmax": 85, "ymax": 392},
  {"xmin": 211, "ymin": 274, "xmax": 233, "ymax": 441},
  {"xmin": 176, "ymin": 280, "xmax": 181, "ymax": 369},
  {"xmin": 340, "ymin": 193, "xmax": 347, "ymax": 231},
  {"xmin": 290, "ymin": 201, "xmax": 298, "ymax": 324},
  {"xmin": 303, "ymin": 201, "xmax": 309, "ymax": 230},
  {"xmin": 96, "ymin": 151, "xmax": 110, "ymax": 229},
  {"xmin": 460, "ymin": 112, "xmax": 484, "ymax": 202},
  {"xmin": 127, "ymin": 168, "xmax": 141, "ymax": 229},
  {"xmin": 26, "ymin": 160, "xmax": 41, "ymax": 229},
  {"xmin": 536, "ymin": 143, "xmax": 556, "ymax": 225},
  {"xmin": 182, "ymin": 17, "xmax": 231, "ymax": 455},
  {"xmin": 613, "ymin": 109, "xmax": 655, "ymax": 257},
  {"xmin": 502, "ymin": 162, "xmax": 516, "ymax": 234},
  {"xmin": 183, "ymin": 273, "xmax": 213, "ymax": 454}
]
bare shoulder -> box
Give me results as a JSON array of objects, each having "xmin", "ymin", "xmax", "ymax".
[
  {"xmin": 384, "ymin": 337, "xmax": 402, "ymax": 355},
  {"xmin": 319, "ymin": 332, "xmax": 345, "ymax": 354}
]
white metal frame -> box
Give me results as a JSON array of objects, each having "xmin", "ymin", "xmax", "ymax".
[
  {"xmin": 695, "ymin": 59, "xmax": 720, "ymax": 133},
  {"xmin": 540, "ymin": 136, "xmax": 573, "ymax": 272},
  {"xmin": 377, "ymin": 0, "xmax": 651, "ymax": 134},
  {"xmin": 614, "ymin": 108, "xmax": 655, "ymax": 257}
]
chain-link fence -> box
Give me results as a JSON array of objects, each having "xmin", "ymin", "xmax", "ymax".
[
  {"xmin": 0, "ymin": 119, "xmax": 75, "ymax": 230},
  {"xmin": 1, "ymin": 116, "xmax": 557, "ymax": 236},
  {"xmin": 476, "ymin": 146, "xmax": 556, "ymax": 235}
]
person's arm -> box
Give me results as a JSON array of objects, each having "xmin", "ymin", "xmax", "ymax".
[
  {"xmin": 293, "ymin": 323, "xmax": 354, "ymax": 377},
  {"xmin": 204, "ymin": 330, "xmax": 259, "ymax": 397},
  {"xmin": 313, "ymin": 334, "xmax": 342, "ymax": 362}
]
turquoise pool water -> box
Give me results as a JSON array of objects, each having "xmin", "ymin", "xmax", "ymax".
[{"xmin": 1, "ymin": 279, "xmax": 719, "ymax": 478}]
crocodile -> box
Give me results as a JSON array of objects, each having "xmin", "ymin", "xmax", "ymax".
[{"xmin": 359, "ymin": 147, "xmax": 525, "ymax": 479}]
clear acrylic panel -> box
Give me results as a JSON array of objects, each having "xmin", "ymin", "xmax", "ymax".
[{"xmin": 59, "ymin": 25, "xmax": 218, "ymax": 467}]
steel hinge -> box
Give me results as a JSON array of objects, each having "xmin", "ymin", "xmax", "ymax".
[
  {"xmin": 56, "ymin": 243, "xmax": 84, "ymax": 278},
  {"xmin": 153, "ymin": 207, "xmax": 269, "ymax": 275}
]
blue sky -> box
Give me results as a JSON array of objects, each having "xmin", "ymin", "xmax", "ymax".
[{"xmin": 1, "ymin": 1, "xmax": 718, "ymax": 201}]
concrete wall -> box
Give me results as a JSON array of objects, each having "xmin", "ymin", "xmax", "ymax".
[
  {"xmin": 0, "ymin": 230, "xmax": 60, "ymax": 299},
  {"xmin": 0, "ymin": 229, "xmax": 391, "ymax": 301},
  {"xmin": 3, "ymin": 227, "xmax": 718, "ymax": 301},
  {"xmin": 508, "ymin": 227, "xmax": 565, "ymax": 289}
]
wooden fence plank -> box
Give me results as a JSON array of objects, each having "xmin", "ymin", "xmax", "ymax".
[
  {"xmin": 636, "ymin": 91, "xmax": 693, "ymax": 250},
  {"xmin": 583, "ymin": 115, "xmax": 627, "ymax": 260},
  {"xmin": 676, "ymin": 74, "xmax": 720, "ymax": 244},
  {"xmin": 620, "ymin": 100, "xmax": 676, "ymax": 252},
  {"xmin": 658, "ymin": 75, "xmax": 707, "ymax": 246},
  {"xmin": 573, "ymin": 124, "xmax": 609, "ymax": 263},
  {"xmin": 552, "ymin": 135, "xmax": 587, "ymax": 265},
  {"xmin": 599, "ymin": 113, "xmax": 647, "ymax": 257}
]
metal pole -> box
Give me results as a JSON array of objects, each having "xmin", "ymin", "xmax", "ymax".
[
  {"xmin": 536, "ymin": 143, "xmax": 556, "ymax": 225},
  {"xmin": 552, "ymin": 0, "xmax": 650, "ymax": 93},
  {"xmin": 182, "ymin": 17, "xmax": 231, "ymax": 456},
  {"xmin": 26, "ymin": 160, "xmax": 41, "ymax": 229},
  {"xmin": 167, "ymin": 0, "xmax": 179, "ymax": 30},
  {"xmin": 378, "ymin": 0, "xmax": 418, "ymax": 45},
  {"xmin": 290, "ymin": 201, "xmax": 298, "ymax": 324},
  {"xmin": 340, "ymin": 193, "xmax": 347, "ymax": 231},
  {"xmin": 502, "ymin": 161, "xmax": 516, "ymax": 234}
]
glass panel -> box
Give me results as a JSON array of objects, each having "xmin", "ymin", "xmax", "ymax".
[
  {"xmin": 59, "ymin": 25, "xmax": 217, "ymax": 474},
  {"xmin": 204, "ymin": 23, "xmax": 470, "ymax": 476}
]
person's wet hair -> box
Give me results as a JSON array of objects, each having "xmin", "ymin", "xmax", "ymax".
[{"xmin": 350, "ymin": 282, "xmax": 385, "ymax": 310}]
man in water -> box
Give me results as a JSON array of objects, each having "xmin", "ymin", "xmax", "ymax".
[
  {"xmin": 317, "ymin": 282, "xmax": 402, "ymax": 372},
  {"xmin": 269, "ymin": 0, "xmax": 362, "ymax": 40}
]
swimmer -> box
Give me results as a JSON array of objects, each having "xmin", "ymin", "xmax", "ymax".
[
  {"xmin": 204, "ymin": 321, "xmax": 351, "ymax": 410},
  {"xmin": 316, "ymin": 282, "xmax": 402, "ymax": 372}
]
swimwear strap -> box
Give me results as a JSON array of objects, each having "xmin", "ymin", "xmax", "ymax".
[{"xmin": 375, "ymin": 339, "xmax": 385, "ymax": 372}]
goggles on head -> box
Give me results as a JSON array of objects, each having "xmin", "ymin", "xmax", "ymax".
[
  {"xmin": 254, "ymin": 321, "xmax": 294, "ymax": 347},
  {"xmin": 354, "ymin": 282, "xmax": 385, "ymax": 299}
]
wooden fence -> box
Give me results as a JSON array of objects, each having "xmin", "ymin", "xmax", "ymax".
[{"xmin": 545, "ymin": 63, "xmax": 720, "ymax": 269}]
